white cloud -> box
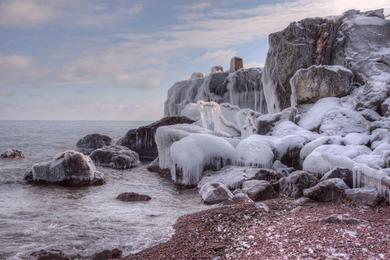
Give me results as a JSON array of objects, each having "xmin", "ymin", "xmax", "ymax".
[
  {"xmin": 0, "ymin": 54, "xmax": 32, "ymax": 69},
  {"xmin": 0, "ymin": 0, "xmax": 56, "ymax": 27}
]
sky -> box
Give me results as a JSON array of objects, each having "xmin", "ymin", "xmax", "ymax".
[{"xmin": 0, "ymin": 0, "xmax": 389, "ymax": 120}]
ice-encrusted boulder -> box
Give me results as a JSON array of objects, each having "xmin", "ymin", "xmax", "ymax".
[
  {"xmin": 303, "ymin": 178, "xmax": 349, "ymax": 202},
  {"xmin": 320, "ymin": 167, "xmax": 353, "ymax": 188},
  {"xmin": 25, "ymin": 150, "xmax": 104, "ymax": 186},
  {"xmin": 255, "ymin": 107, "xmax": 296, "ymax": 135},
  {"xmin": 303, "ymin": 144, "xmax": 371, "ymax": 174},
  {"xmin": 164, "ymin": 66, "xmax": 268, "ymax": 116},
  {"xmin": 380, "ymin": 97, "xmax": 390, "ymax": 116},
  {"xmin": 90, "ymin": 145, "xmax": 140, "ymax": 169},
  {"xmin": 279, "ymin": 171, "xmax": 319, "ymax": 198},
  {"xmin": 170, "ymin": 133, "xmax": 236, "ymax": 186},
  {"xmin": 345, "ymin": 187, "xmax": 382, "ymax": 206},
  {"xmin": 76, "ymin": 133, "xmax": 112, "ymax": 155},
  {"xmin": 0, "ymin": 149, "xmax": 24, "ymax": 159},
  {"xmin": 117, "ymin": 116, "xmax": 194, "ymax": 160},
  {"xmin": 290, "ymin": 65, "xmax": 353, "ymax": 106},
  {"xmin": 242, "ymin": 180, "xmax": 278, "ymax": 201},
  {"xmin": 199, "ymin": 182, "xmax": 233, "ymax": 204},
  {"xmin": 197, "ymin": 166, "xmax": 259, "ymax": 190},
  {"xmin": 235, "ymin": 135, "xmax": 275, "ymax": 168}
]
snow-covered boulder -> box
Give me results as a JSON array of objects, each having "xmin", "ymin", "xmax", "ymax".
[
  {"xmin": 319, "ymin": 107, "xmax": 369, "ymax": 135},
  {"xmin": 242, "ymin": 180, "xmax": 278, "ymax": 201},
  {"xmin": 76, "ymin": 133, "xmax": 112, "ymax": 155},
  {"xmin": 272, "ymin": 121, "xmax": 318, "ymax": 142},
  {"xmin": 25, "ymin": 150, "xmax": 104, "ymax": 186},
  {"xmin": 170, "ymin": 133, "xmax": 236, "ymax": 186},
  {"xmin": 235, "ymin": 135, "xmax": 275, "ymax": 168},
  {"xmin": 199, "ymin": 182, "xmax": 233, "ymax": 204},
  {"xmin": 290, "ymin": 65, "xmax": 353, "ymax": 106},
  {"xmin": 303, "ymin": 144, "xmax": 371, "ymax": 174},
  {"xmin": 299, "ymin": 136, "xmax": 344, "ymax": 164},
  {"xmin": 90, "ymin": 145, "xmax": 140, "ymax": 169},
  {"xmin": 303, "ymin": 178, "xmax": 349, "ymax": 202},
  {"xmin": 380, "ymin": 97, "xmax": 390, "ymax": 116},
  {"xmin": 320, "ymin": 168, "xmax": 353, "ymax": 188},
  {"xmin": 197, "ymin": 166, "xmax": 259, "ymax": 190},
  {"xmin": 117, "ymin": 116, "xmax": 194, "ymax": 161},
  {"xmin": 370, "ymin": 128, "xmax": 390, "ymax": 150},
  {"xmin": 279, "ymin": 171, "xmax": 319, "ymax": 198},
  {"xmin": 343, "ymin": 133, "xmax": 370, "ymax": 146},
  {"xmin": 0, "ymin": 149, "xmax": 24, "ymax": 159},
  {"xmin": 180, "ymin": 103, "xmax": 201, "ymax": 121},
  {"xmin": 255, "ymin": 107, "xmax": 296, "ymax": 135}
]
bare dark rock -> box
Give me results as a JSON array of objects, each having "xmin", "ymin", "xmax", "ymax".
[
  {"xmin": 320, "ymin": 167, "xmax": 353, "ymax": 188},
  {"xmin": 117, "ymin": 116, "xmax": 194, "ymax": 161},
  {"xmin": 76, "ymin": 133, "xmax": 112, "ymax": 155},
  {"xmin": 279, "ymin": 171, "xmax": 319, "ymax": 198},
  {"xmin": 0, "ymin": 149, "xmax": 24, "ymax": 159},
  {"xmin": 116, "ymin": 192, "xmax": 151, "ymax": 202},
  {"xmin": 242, "ymin": 180, "xmax": 278, "ymax": 201},
  {"xmin": 91, "ymin": 248, "xmax": 122, "ymax": 260},
  {"xmin": 199, "ymin": 182, "xmax": 233, "ymax": 205},
  {"xmin": 29, "ymin": 250, "xmax": 71, "ymax": 260},
  {"xmin": 303, "ymin": 178, "xmax": 349, "ymax": 202},
  {"xmin": 90, "ymin": 145, "xmax": 140, "ymax": 169}
]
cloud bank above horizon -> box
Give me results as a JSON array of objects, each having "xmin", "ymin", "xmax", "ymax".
[{"xmin": 0, "ymin": 0, "xmax": 389, "ymax": 120}]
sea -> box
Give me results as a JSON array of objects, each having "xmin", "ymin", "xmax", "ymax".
[{"xmin": 0, "ymin": 120, "xmax": 207, "ymax": 259}]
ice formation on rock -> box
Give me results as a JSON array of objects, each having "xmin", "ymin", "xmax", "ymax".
[
  {"xmin": 236, "ymin": 135, "xmax": 275, "ymax": 168},
  {"xmin": 353, "ymin": 165, "xmax": 390, "ymax": 201},
  {"xmin": 170, "ymin": 134, "xmax": 236, "ymax": 186}
]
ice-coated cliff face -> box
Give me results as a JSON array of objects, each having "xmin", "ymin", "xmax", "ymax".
[
  {"xmin": 164, "ymin": 64, "xmax": 267, "ymax": 116},
  {"xmin": 263, "ymin": 9, "xmax": 390, "ymax": 113}
]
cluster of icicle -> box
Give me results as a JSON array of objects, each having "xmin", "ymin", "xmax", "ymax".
[{"xmin": 353, "ymin": 165, "xmax": 390, "ymax": 201}]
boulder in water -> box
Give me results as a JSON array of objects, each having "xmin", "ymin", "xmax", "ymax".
[
  {"xmin": 116, "ymin": 192, "xmax": 151, "ymax": 202},
  {"xmin": 0, "ymin": 149, "xmax": 24, "ymax": 159},
  {"xmin": 25, "ymin": 150, "xmax": 104, "ymax": 187},
  {"xmin": 29, "ymin": 249, "xmax": 71, "ymax": 260},
  {"xmin": 90, "ymin": 145, "xmax": 140, "ymax": 169},
  {"xmin": 76, "ymin": 133, "xmax": 112, "ymax": 155},
  {"xmin": 117, "ymin": 116, "xmax": 194, "ymax": 161}
]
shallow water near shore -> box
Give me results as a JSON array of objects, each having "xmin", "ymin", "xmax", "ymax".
[{"xmin": 0, "ymin": 120, "xmax": 208, "ymax": 259}]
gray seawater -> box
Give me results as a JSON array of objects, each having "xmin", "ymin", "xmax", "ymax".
[{"xmin": 0, "ymin": 120, "xmax": 207, "ymax": 259}]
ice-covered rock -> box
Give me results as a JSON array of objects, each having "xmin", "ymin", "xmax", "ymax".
[
  {"xmin": 380, "ymin": 97, "xmax": 390, "ymax": 116},
  {"xmin": 319, "ymin": 107, "xmax": 369, "ymax": 135},
  {"xmin": 25, "ymin": 150, "xmax": 104, "ymax": 186},
  {"xmin": 299, "ymin": 136, "xmax": 344, "ymax": 164},
  {"xmin": 242, "ymin": 180, "xmax": 278, "ymax": 201},
  {"xmin": 170, "ymin": 133, "xmax": 236, "ymax": 186},
  {"xmin": 76, "ymin": 133, "xmax": 112, "ymax": 155},
  {"xmin": 190, "ymin": 72, "xmax": 204, "ymax": 79},
  {"xmin": 223, "ymin": 192, "xmax": 254, "ymax": 205},
  {"xmin": 235, "ymin": 135, "xmax": 275, "ymax": 168},
  {"xmin": 303, "ymin": 178, "xmax": 349, "ymax": 202},
  {"xmin": 199, "ymin": 182, "xmax": 233, "ymax": 204},
  {"xmin": 180, "ymin": 103, "xmax": 201, "ymax": 121},
  {"xmin": 197, "ymin": 166, "xmax": 259, "ymax": 190},
  {"xmin": 252, "ymin": 168, "xmax": 284, "ymax": 182},
  {"xmin": 345, "ymin": 187, "xmax": 382, "ymax": 206},
  {"xmin": 117, "ymin": 116, "xmax": 194, "ymax": 160},
  {"xmin": 0, "ymin": 149, "xmax": 24, "ymax": 159},
  {"xmin": 290, "ymin": 65, "xmax": 353, "ymax": 106},
  {"xmin": 230, "ymin": 56, "xmax": 243, "ymax": 72},
  {"xmin": 255, "ymin": 107, "xmax": 296, "ymax": 135},
  {"xmin": 279, "ymin": 171, "xmax": 319, "ymax": 198},
  {"xmin": 211, "ymin": 66, "xmax": 224, "ymax": 74},
  {"xmin": 90, "ymin": 145, "xmax": 140, "ymax": 169},
  {"xmin": 271, "ymin": 121, "xmax": 319, "ymax": 141},
  {"xmin": 370, "ymin": 128, "xmax": 390, "ymax": 150},
  {"xmin": 353, "ymin": 165, "xmax": 390, "ymax": 201},
  {"xmin": 343, "ymin": 133, "xmax": 370, "ymax": 146},
  {"xmin": 320, "ymin": 168, "xmax": 353, "ymax": 188},
  {"xmin": 303, "ymin": 144, "xmax": 371, "ymax": 174}
]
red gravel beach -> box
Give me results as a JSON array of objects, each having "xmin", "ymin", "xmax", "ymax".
[{"xmin": 126, "ymin": 198, "xmax": 390, "ymax": 259}]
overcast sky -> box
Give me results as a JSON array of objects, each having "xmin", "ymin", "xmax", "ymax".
[{"xmin": 0, "ymin": 0, "xmax": 389, "ymax": 120}]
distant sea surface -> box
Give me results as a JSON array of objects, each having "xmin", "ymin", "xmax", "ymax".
[{"xmin": 0, "ymin": 120, "xmax": 207, "ymax": 259}]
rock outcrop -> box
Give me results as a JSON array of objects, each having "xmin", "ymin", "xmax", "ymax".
[
  {"xmin": 25, "ymin": 150, "xmax": 104, "ymax": 186},
  {"xmin": 0, "ymin": 149, "xmax": 24, "ymax": 159},
  {"xmin": 117, "ymin": 116, "xmax": 194, "ymax": 161},
  {"xmin": 90, "ymin": 145, "xmax": 140, "ymax": 169},
  {"xmin": 76, "ymin": 133, "xmax": 112, "ymax": 155}
]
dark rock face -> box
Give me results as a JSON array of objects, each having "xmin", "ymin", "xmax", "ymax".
[
  {"xmin": 255, "ymin": 107, "xmax": 296, "ymax": 135},
  {"xmin": 252, "ymin": 168, "xmax": 284, "ymax": 182},
  {"xmin": 116, "ymin": 192, "xmax": 151, "ymax": 202},
  {"xmin": 0, "ymin": 149, "xmax": 24, "ymax": 159},
  {"xmin": 76, "ymin": 133, "xmax": 112, "ymax": 155},
  {"xmin": 242, "ymin": 180, "xmax": 278, "ymax": 201},
  {"xmin": 320, "ymin": 168, "xmax": 353, "ymax": 188},
  {"xmin": 90, "ymin": 145, "xmax": 140, "ymax": 169},
  {"xmin": 91, "ymin": 248, "xmax": 122, "ymax": 260},
  {"xmin": 25, "ymin": 150, "xmax": 104, "ymax": 187},
  {"xmin": 279, "ymin": 171, "xmax": 319, "ymax": 198},
  {"xmin": 230, "ymin": 56, "xmax": 243, "ymax": 72},
  {"xmin": 29, "ymin": 250, "xmax": 71, "ymax": 260},
  {"xmin": 303, "ymin": 178, "xmax": 349, "ymax": 202},
  {"xmin": 117, "ymin": 116, "xmax": 194, "ymax": 161},
  {"xmin": 262, "ymin": 16, "xmax": 339, "ymax": 112},
  {"xmin": 290, "ymin": 65, "xmax": 353, "ymax": 105}
]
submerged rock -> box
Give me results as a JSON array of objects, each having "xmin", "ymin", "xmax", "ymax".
[
  {"xmin": 29, "ymin": 249, "xmax": 71, "ymax": 260},
  {"xmin": 116, "ymin": 192, "xmax": 151, "ymax": 202},
  {"xmin": 199, "ymin": 182, "xmax": 233, "ymax": 204},
  {"xmin": 303, "ymin": 178, "xmax": 349, "ymax": 202},
  {"xmin": 25, "ymin": 150, "xmax": 104, "ymax": 187},
  {"xmin": 91, "ymin": 248, "xmax": 122, "ymax": 260},
  {"xmin": 0, "ymin": 149, "xmax": 24, "ymax": 159},
  {"xmin": 90, "ymin": 145, "xmax": 139, "ymax": 169},
  {"xmin": 290, "ymin": 65, "xmax": 353, "ymax": 106},
  {"xmin": 117, "ymin": 116, "xmax": 194, "ymax": 161},
  {"xmin": 279, "ymin": 171, "xmax": 319, "ymax": 198},
  {"xmin": 76, "ymin": 133, "xmax": 112, "ymax": 155}
]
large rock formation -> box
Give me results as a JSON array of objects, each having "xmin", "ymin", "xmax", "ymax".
[
  {"xmin": 262, "ymin": 9, "xmax": 390, "ymax": 113},
  {"xmin": 117, "ymin": 116, "xmax": 194, "ymax": 161},
  {"xmin": 25, "ymin": 150, "xmax": 104, "ymax": 186},
  {"xmin": 76, "ymin": 133, "xmax": 112, "ymax": 155}
]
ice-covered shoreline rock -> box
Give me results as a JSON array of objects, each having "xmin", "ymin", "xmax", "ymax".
[
  {"xmin": 90, "ymin": 145, "xmax": 140, "ymax": 169},
  {"xmin": 76, "ymin": 133, "xmax": 112, "ymax": 155},
  {"xmin": 0, "ymin": 149, "xmax": 24, "ymax": 159}
]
